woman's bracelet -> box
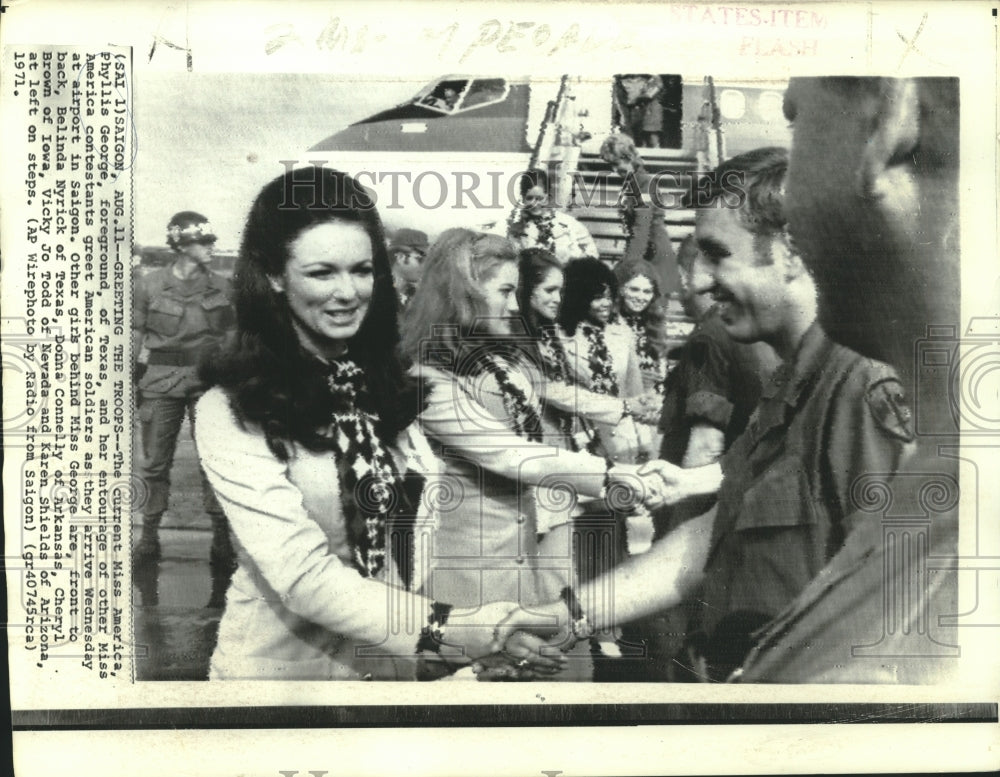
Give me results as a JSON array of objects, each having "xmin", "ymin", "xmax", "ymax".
[
  {"xmin": 560, "ymin": 586, "xmax": 595, "ymax": 642},
  {"xmin": 415, "ymin": 601, "xmax": 453, "ymax": 654}
]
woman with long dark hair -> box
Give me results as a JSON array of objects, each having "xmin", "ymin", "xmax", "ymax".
[
  {"xmin": 401, "ymin": 230, "xmax": 667, "ymax": 678},
  {"xmin": 517, "ymin": 248, "xmax": 653, "ymax": 581},
  {"xmin": 194, "ymin": 168, "xmax": 563, "ymax": 680}
]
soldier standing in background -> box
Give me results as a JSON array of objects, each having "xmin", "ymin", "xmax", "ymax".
[
  {"xmin": 132, "ymin": 211, "xmax": 236, "ymax": 586},
  {"xmin": 388, "ymin": 227, "xmax": 429, "ymax": 310}
]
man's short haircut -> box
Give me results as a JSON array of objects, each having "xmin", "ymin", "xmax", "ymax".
[{"xmin": 693, "ymin": 146, "xmax": 788, "ymax": 237}]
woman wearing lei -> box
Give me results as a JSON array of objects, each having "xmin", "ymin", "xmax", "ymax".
[
  {"xmin": 506, "ymin": 169, "xmax": 598, "ymax": 266},
  {"xmin": 558, "ymin": 257, "xmax": 657, "ymax": 467},
  {"xmin": 599, "ymin": 133, "xmax": 684, "ymax": 298},
  {"xmin": 194, "ymin": 168, "xmax": 564, "ymax": 681},
  {"xmin": 402, "ymin": 230, "xmax": 668, "ymax": 679},
  {"xmin": 517, "ymin": 248, "xmax": 657, "ymax": 590},
  {"xmin": 613, "ymin": 259, "xmax": 669, "ymax": 390}
]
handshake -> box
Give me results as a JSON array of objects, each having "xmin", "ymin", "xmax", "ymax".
[
  {"xmin": 445, "ymin": 590, "xmax": 617, "ymax": 681},
  {"xmin": 442, "ymin": 458, "xmax": 723, "ymax": 680},
  {"xmin": 606, "ymin": 458, "xmax": 722, "ymax": 512}
]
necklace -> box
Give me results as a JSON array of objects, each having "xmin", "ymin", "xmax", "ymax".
[
  {"xmin": 477, "ymin": 354, "xmax": 543, "ymax": 442},
  {"xmin": 510, "ymin": 207, "xmax": 557, "ymax": 252},
  {"xmin": 539, "ymin": 326, "xmax": 600, "ymax": 454},
  {"xmin": 621, "ymin": 311, "xmax": 661, "ymax": 374},
  {"xmin": 580, "ymin": 322, "xmax": 619, "ymax": 396},
  {"xmin": 538, "ymin": 325, "xmax": 571, "ymax": 383}
]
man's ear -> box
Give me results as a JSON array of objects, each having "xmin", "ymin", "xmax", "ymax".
[
  {"xmin": 775, "ymin": 231, "xmax": 806, "ymax": 281},
  {"xmin": 856, "ymin": 78, "xmax": 920, "ymax": 202},
  {"xmin": 267, "ymin": 274, "xmax": 285, "ymax": 293}
]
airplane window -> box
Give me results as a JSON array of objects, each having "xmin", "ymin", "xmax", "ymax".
[
  {"xmin": 461, "ymin": 78, "xmax": 508, "ymax": 110},
  {"xmin": 418, "ymin": 79, "xmax": 469, "ymax": 112}
]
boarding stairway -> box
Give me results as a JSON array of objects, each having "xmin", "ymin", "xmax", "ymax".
[
  {"xmin": 566, "ymin": 147, "xmax": 699, "ymax": 264},
  {"xmin": 565, "ymin": 147, "xmax": 701, "ymax": 347}
]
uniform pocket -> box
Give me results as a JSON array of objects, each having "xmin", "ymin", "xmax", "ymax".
[
  {"xmin": 146, "ymin": 298, "xmax": 185, "ymax": 336},
  {"xmin": 201, "ymin": 292, "xmax": 234, "ymax": 334},
  {"xmin": 735, "ymin": 458, "xmax": 816, "ymax": 532}
]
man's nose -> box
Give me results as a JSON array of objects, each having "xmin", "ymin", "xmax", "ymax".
[{"xmin": 690, "ymin": 274, "xmax": 716, "ymax": 296}]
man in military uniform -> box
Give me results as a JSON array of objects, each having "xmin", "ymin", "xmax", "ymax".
[
  {"xmin": 662, "ymin": 147, "xmax": 914, "ymax": 679},
  {"xmin": 133, "ymin": 211, "xmax": 235, "ymax": 577},
  {"xmin": 520, "ymin": 147, "xmax": 916, "ymax": 681},
  {"xmin": 735, "ymin": 77, "xmax": 962, "ymax": 684},
  {"xmin": 631, "ymin": 235, "xmax": 780, "ymax": 680}
]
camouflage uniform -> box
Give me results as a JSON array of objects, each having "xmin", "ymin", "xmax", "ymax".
[{"xmin": 133, "ymin": 214, "xmax": 235, "ymax": 575}]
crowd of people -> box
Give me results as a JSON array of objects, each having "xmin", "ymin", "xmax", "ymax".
[{"xmin": 132, "ymin": 76, "xmax": 962, "ymax": 684}]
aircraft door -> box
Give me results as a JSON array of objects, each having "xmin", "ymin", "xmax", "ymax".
[{"xmin": 613, "ymin": 74, "xmax": 683, "ymax": 149}]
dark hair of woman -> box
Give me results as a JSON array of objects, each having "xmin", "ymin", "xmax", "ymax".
[
  {"xmin": 201, "ymin": 166, "xmax": 420, "ymax": 461},
  {"xmin": 558, "ymin": 257, "xmax": 618, "ymax": 336},
  {"xmin": 518, "ymin": 168, "xmax": 549, "ymax": 199},
  {"xmin": 516, "ymin": 247, "xmax": 563, "ymax": 338}
]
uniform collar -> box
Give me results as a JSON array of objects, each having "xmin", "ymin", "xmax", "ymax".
[
  {"xmin": 164, "ymin": 260, "xmax": 215, "ymax": 290},
  {"xmin": 749, "ymin": 322, "xmax": 830, "ymax": 443},
  {"xmin": 760, "ymin": 321, "xmax": 831, "ymax": 408}
]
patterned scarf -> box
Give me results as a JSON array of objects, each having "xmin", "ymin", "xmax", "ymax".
[
  {"xmin": 580, "ymin": 322, "xmax": 619, "ymax": 396},
  {"xmin": 476, "ymin": 354, "xmax": 543, "ymax": 442},
  {"xmin": 323, "ymin": 359, "xmax": 405, "ymax": 579}
]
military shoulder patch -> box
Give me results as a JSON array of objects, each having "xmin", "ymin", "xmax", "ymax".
[{"xmin": 866, "ymin": 378, "xmax": 915, "ymax": 442}]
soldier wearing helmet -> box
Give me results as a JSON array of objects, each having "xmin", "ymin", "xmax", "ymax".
[{"xmin": 132, "ymin": 211, "xmax": 236, "ymax": 589}]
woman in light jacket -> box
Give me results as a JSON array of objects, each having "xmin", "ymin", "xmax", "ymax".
[
  {"xmin": 194, "ymin": 168, "xmax": 563, "ymax": 681},
  {"xmin": 517, "ymin": 248, "xmax": 651, "ymax": 590}
]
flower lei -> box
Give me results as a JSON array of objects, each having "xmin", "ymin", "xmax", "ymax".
[
  {"xmin": 620, "ymin": 310, "xmax": 664, "ymax": 379},
  {"xmin": 324, "ymin": 358, "xmax": 403, "ymax": 579},
  {"xmin": 538, "ymin": 325, "xmax": 571, "ymax": 383},
  {"xmin": 580, "ymin": 322, "xmax": 619, "ymax": 397},
  {"xmin": 477, "ymin": 354, "xmax": 543, "ymax": 442},
  {"xmin": 539, "ymin": 326, "xmax": 600, "ymax": 454}
]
